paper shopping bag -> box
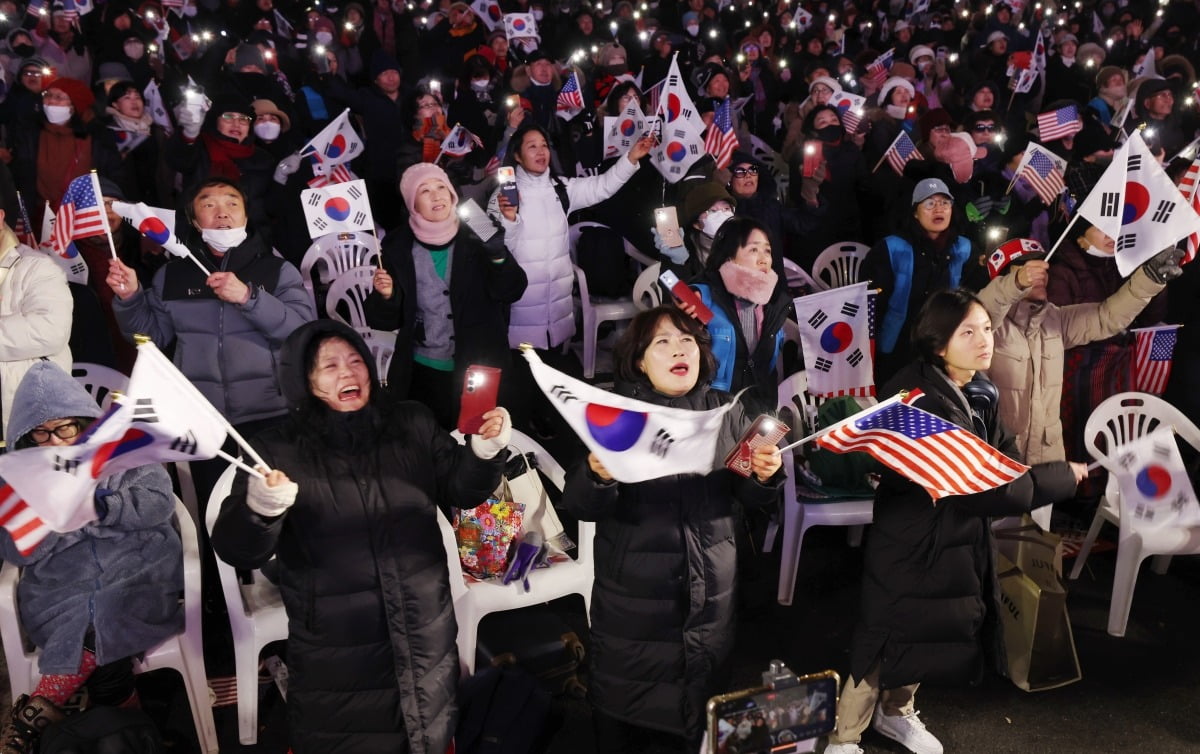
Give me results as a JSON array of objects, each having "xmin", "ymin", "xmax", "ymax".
[{"xmin": 996, "ymin": 547, "xmax": 1082, "ymax": 692}]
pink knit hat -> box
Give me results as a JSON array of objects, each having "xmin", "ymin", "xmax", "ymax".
[{"xmin": 399, "ymin": 162, "xmax": 460, "ymax": 245}]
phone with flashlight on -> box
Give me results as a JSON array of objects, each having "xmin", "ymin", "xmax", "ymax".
[{"xmin": 457, "ymin": 365, "xmax": 501, "ymax": 435}]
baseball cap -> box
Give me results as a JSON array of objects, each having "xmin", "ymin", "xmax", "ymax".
[{"xmin": 912, "ymin": 178, "xmax": 952, "ymax": 205}]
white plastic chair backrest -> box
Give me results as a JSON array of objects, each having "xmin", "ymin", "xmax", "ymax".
[
  {"xmin": 632, "ymin": 263, "xmax": 662, "ymax": 311},
  {"xmin": 300, "ymin": 231, "xmax": 381, "ymax": 292},
  {"xmin": 1084, "ymin": 392, "xmax": 1200, "ymax": 472},
  {"xmin": 72, "ymin": 363, "xmax": 128, "ymax": 410},
  {"xmin": 354, "ymin": 327, "xmax": 398, "ymax": 385},
  {"xmin": 325, "ymin": 265, "xmax": 377, "ymax": 327},
  {"xmin": 782, "ymin": 257, "xmax": 823, "ymax": 294},
  {"xmin": 572, "ymin": 263, "xmax": 593, "ymax": 302},
  {"xmin": 811, "ymin": 242, "xmax": 870, "ymax": 290},
  {"xmin": 777, "ymin": 371, "xmax": 821, "ymax": 435},
  {"xmin": 204, "ymin": 464, "xmax": 278, "ymax": 615},
  {"xmin": 568, "ymin": 221, "xmax": 655, "ymax": 269}
]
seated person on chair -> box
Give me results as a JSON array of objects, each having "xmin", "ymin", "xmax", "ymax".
[{"xmin": 0, "ymin": 362, "xmax": 183, "ymax": 754}]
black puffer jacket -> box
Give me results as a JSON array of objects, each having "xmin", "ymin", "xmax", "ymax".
[
  {"xmin": 849, "ymin": 360, "xmax": 1078, "ymax": 689},
  {"xmin": 212, "ymin": 320, "xmax": 504, "ymax": 754},
  {"xmin": 562, "ymin": 381, "xmax": 783, "ymax": 740}
]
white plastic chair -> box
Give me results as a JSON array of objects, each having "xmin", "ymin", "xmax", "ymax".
[
  {"xmin": 782, "ymin": 257, "xmax": 822, "ymax": 294},
  {"xmin": 0, "ymin": 498, "xmax": 219, "ymax": 753},
  {"xmin": 773, "ymin": 372, "xmax": 874, "ymax": 606},
  {"xmin": 568, "ymin": 220, "xmax": 656, "ymax": 269},
  {"xmin": 631, "ymin": 262, "xmax": 662, "ymax": 311},
  {"xmin": 205, "ymin": 465, "xmax": 289, "ymax": 745},
  {"xmin": 299, "ymin": 231, "xmax": 381, "ymax": 303},
  {"xmin": 811, "ymin": 242, "xmax": 870, "ymax": 290},
  {"xmin": 441, "ymin": 430, "xmax": 595, "ymax": 675},
  {"xmin": 1067, "ymin": 392, "xmax": 1200, "ymax": 636},
  {"xmin": 571, "ymin": 264, "xmax": 640, "ymax": 379},
  {"xmin": 324, "ymin": 265, "xmax": 376, "ymax": 328},
  {"xmin": 353, "ymin": 327, "xmax": 398, "ymax": 386},
  {"xmin": 71, "ymin": 362, "xmax": 128, "ymax": 409}
]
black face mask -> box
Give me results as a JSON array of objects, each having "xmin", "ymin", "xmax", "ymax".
[
  {"xmin": 815, "ymin": 124, "xmax": 844, "ymax": 142},
  {"xmin": 12, "ymin": 43, "xmax": 33, "ymax": 58}
]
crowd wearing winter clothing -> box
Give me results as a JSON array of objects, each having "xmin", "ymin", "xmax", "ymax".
[{"xmin": 0, "ymin": 0, "xmax": 1197, "ymax": 750}]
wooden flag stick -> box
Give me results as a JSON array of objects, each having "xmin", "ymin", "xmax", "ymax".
[
  {"xmin": 216, "ymin": 449, "xmax": 267, "ymax": 479},
  {"xmin": 1043, "ymin": 214, "xmax": 1078, "ymax": 262},
  {"xmin": 90, "ymin": 171, "xmax": 120, "ymax": 261}
]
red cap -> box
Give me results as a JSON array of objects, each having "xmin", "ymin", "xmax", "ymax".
[{"xmin": 987, "ymin": 238, "xmax": 1046, "ymax": 279}]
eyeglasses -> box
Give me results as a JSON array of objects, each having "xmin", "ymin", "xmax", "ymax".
[
  {"xmin": 21, "ymin": 70, "xmax": 42, "ymax": 78},
  {"xmin": 731, "ymin": 166, "xmax": 759, "ymax": 177},
  {"xmin": 973, "ymin": 124, "xmax": 997, "ymax": 132},
  {"xmin": 220, "ymin": 112, "xmax": 253, "ymax": 124},
  {"xmin": 919, "ymin": 198, "xmax": 953, "ymax": 210},
  {"xmin": 28, "ymin": 421, "xmax": 82, "ymax": 444}
]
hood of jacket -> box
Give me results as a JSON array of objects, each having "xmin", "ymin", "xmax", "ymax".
[
  {"xmin": 276, "ymin": 319, "xmax": 379, "ymax": 410},
  {"xmin": 6, "ymin": 361, "xmax": 103, "ymax": 449}
]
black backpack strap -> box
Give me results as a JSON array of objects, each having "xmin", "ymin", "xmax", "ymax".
[{"xmin": 550, "ymin": 175, "xmax": 570, "ymax": 217}]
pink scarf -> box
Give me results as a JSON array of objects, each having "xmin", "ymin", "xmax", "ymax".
[
  {"xmin": 718, "ymin": 261, "xmax": 779, "ymax": 306},
  {"xmin": 409, "ymin": 213, "xmax": 459, "ymax": 246}
]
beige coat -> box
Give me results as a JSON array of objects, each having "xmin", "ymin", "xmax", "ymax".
[
  {"xmin": 0, "ymin": 226, "xmax": 73, "ymax": 438},
  {"xmin": 977, "ymin": 267, "xmax": 1164, "ymax": 466}
]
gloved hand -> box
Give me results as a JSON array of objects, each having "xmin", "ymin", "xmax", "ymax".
[
  {"xmin": 1141, "ymin": 246, "xmax": 1186, "ymax": 284},
  {"xmin": 651, "ymin": 227, "xmax": 688, "ymax": 264},
  {"xmin": 173, "ymin": 96, "xmax": 210, "ymax": 139},
  {"xmin": 470, "ymin": 407, "xmax": 513, "ymax": 459},
  {"xmin": 245, "ymin": 469, "xmax": 298, "ymax": 518},
  {"xmin": 273, "ymin": 152, "xmax": 303, "ymax": 185}
]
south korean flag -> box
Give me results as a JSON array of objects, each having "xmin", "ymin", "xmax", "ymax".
[
  {"xmin": 1076, "ymin": 131, "xmax": 1200, "ymax": 276},
  {"xmin": 793, "ymin": 282, "xmax": 874, "ymax": 398},
  {"xmin": 1110, "ymin": 426, "xmax": 1200, "ymax": 531}
]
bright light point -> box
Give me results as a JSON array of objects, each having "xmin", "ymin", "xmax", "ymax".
[
  {"xmin": 1086, "ymin": 59, "xmax": 1095, "ymax": 67},
  {"xmin": 1145, "ymin": 127, "xmax": 1157, "ymax": 138},
  {"xmin": 804, "ymin": 144, "xmax": 815, "ymax": 155},
  {"xmin": 988, "ymin": 227, "xmax": 1001, "ymax": 240},
  {"xmin": 1187, "ymin": 97, "xmax": 1196, "ymax": 107},
  {"xmin": 458, "ymin": 206, "xmax": 469, "ymax": 218},
  {"xmin": 828, "ymin": 12, "xmax": 835, "ymax": 21},
  {"xmin": 994, "ymin": 133, "xmax": 1006, "ymax": 144},
  {"xmin": 779, "ymin": 59, "xmax": 787, "ymax": 68},
  {"xmin": 315, "ymin": 44, "xmax": 325, "ymax": 54},
  {"xmin": 1106, "ymin": 38, "xmax": 1114, "ymax": 47},
  {"xmin": 638, "ymin": 30, "xmax": 647, "ymax": 40},
  {"xmin": 709, "ymin": 29, "xmax": 718, "ymax": 38},
  {"xmin": 744, "ymin": 19, "xmax": 750, "ymax": 27},
  {"xmin": 949, "ymin": 53, "xmax": 959, "ymax": 63}
]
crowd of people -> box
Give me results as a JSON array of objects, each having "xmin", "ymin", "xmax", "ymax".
[{"xmin": 0, "ymin": 0, "xmax": 1196, "ymax": 751}]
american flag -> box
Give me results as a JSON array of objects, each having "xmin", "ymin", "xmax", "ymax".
[
  {"xmin": 51, "ymin": 174, "xmax": 107, "ymax": 256},
  {"xmin": 1036, "ymin": 104, "xmax": 1082, "ymax": 142},
  {"xmin": 882, "ymin": 131, "xmax": 922, "ymax": 175},
  {"xmin": 25, "ymin": 0, "xmax": 47, "ymax": 16},
  {"xmin": 1134, "ymin": 326, "xmax": 1179, "ymax": 395},
  {"xmin": 1019, "ymin": 147, "xmax": 1066, "ymax": 205},
  {"xmin": 865, "ymin": 48, "xmax": 894, "ymax": 89},
  {"xmin": 557, "ymin": 72, "xmax": 584, "ymax": 112},
  {"xmin": 867, "ymin": 288, "xmax": 877, "ymax": 358},
  {"xmin": 1177, "ymin": 156, "xmax": 1200, "ymax": 263},
  {"xmin": 307, "ymin": 154, "xmax": 357, "ymax": 187},
  {"xmin": 814, "ymin": 389, "xmax": 1029, "ymax": 501},
  {"xmin": 704, "ymin": 97, "xmax": 738, "ymax": 169},
  {"xmin": 0, "ymin": 483, "xmax": 51, "ymax": 557},
  {"xmin": 832, "ymin": 92, "xmax": 866, "ymax": 134},
  {"xmin": 644, "ymin": 79, "xmax": 665, "ymax": 115}
]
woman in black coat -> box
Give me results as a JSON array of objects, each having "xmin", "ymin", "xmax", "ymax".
[
  {"xmin": 212, "ymin": 320, "xmax": 510, "ymax": 754},
  {"xmin": 562, "ymin": 305, "xmax": 784, "ymax": 752},
  {"xmin": 363, "ymin": 162, "xmax": 527, "ymax": 428},
  {"xmin": 824, "ymin": 289, "xmax": 1085, "ymax": 754}
]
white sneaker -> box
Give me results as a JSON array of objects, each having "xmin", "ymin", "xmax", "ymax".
[
  {"xmin": 871, "ymin": 702, "xmax": 944, "ymax": 754},
  {"xmin": 823, "ymin": 744, "xmax": 864, "ymax": 754}
]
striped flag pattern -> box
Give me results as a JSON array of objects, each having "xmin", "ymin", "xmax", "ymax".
[
  {"xmin": 815, "ymin": 389, "xmax": 1029, "ymax": 501},
  {"xmin": 1036, "ymin": 104, "xmax": 1082, "ymax": 141},
  {"xmin": 1133, "ymin": 326, "xmax": 1179, "ymax": 395},
  {"xmin": 883, "ymin": 131, "xmax": 922, "ymax": 175},
  {"xmin": 0, "ymin": 484, "xmax": 52, "ymax": 557},
  {"xmin": 51, "ymin": 174, "xmax": 107, "ymax": 256},
  {"xmin": 704, "ymin": 97, "xmax": 738, "ymax": 169},
  {"xmin": 1020, "ymin": 147, "xmax": 1067, "ymax": 205},
  {"xmin": 557, "ymin": 72, "xmax": 584, "ymax": 112},
  {"xmin": 865, "ymin": 48, "xmax": 894, "ymax": 89},
  {"xmin": 644, "ymin": 79, "xmax": 665, "ymax": 115},
  {"xmin": 1177, "ymin": 157, "xmax": 1200, "ymax": 263}
]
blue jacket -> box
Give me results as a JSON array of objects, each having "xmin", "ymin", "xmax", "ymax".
[
  {"xmin": 875, "ymin": 234, "xmax": 972, "ymax": 354},
  {"xmin": 1, "ymin": 362, "xmax": 183, "ymax": 674},
  {"xmin": 694, "ymin": 281, "xmax": 788, "ymax": 398}
]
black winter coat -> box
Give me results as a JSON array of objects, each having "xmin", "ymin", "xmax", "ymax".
[
  {"xmin": 213, "ymin": 402, "xmax": 504, "ymax": 754},
  {"xmin": 361, "ymin": 223, "xmax": 527, "ymax": 400},
  {"xmin": 562, "ymin": 383, "xmax": 783, "ymax": 740},
  {"xmin": 850, "ymin": 360, "xmax": 1078, "ymax": 689}
]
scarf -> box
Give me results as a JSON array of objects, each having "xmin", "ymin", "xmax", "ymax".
[
  {"xmin": 107, "ymin": 107, "xmax": 153, "ymax": 155},
  {"xmin": 410, "ymin": 213, "xmax": 459, "ymax": 246},
  {"xmin": 718, "ymin": 260, "xmax": 779, "ymax": 305},
  {"xmin": 37, "ymin": 123, "xmax": 91, "ymax": 210},
  {"xmin": 200, "ymin": 131, "xmax": 255, "ymax": 182}
]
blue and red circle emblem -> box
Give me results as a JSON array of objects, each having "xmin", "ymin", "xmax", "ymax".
[
  {"xmin": 819, "ymin": 321, "xmax": 854, "ymax": 353},
  {"xmin": 665, "ymin": 93, "xmax": 682, "ymax": 122},
  {"xmin": 325, "ymin": 134, "xmax": 347, "ymax": 159},
  {"xmin": 512, "ymin": 16, "xmax": 526, "ymax": 30},
  {"xmin": 584, "ymin": 404, "xmax": 647, "ymax": 451},
  {"xmin": 667, "ymin": 141, "xmax": 688, "ymax": 161},
  {"xmin": 138, "ymin": 217, "xmax": 171, "ymax": 244},
  {"xmin": 488, "ymin": 3, "xmax": 501, "ymax": 20},
  {"xmin": 1123, "ymin": 181, "xmax": 1150, "ymax": 225},
  {"xmin": 324, "ymin": 197, "xmax": 351, "ymax": 220},
  {"xmin": 620, "ymin": 118, "xmax": 637, "ymax": 136},
  {"xmin": 1135, "ymin": 464, "xmax": 1172, "ymax": 498}
]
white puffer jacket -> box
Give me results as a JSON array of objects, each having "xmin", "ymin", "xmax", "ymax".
[
  {"xmin": 0, "ymin": 230, "xmax": 73, "ymax": 437},
  {"xmin": 489, "ymin": 157, "xmax": 639, "ymax": 349}
]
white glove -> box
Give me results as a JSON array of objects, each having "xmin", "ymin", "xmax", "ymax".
[
  {"xmin": 470, "ymin": 407, "xmax": 513, "ymax": 460},
  {"xmin": 245, "ymin": 472, "xmax": 298, "ymax": 518},
  {"xmin": 651, "ymin": 227, "xmax": 689, "ymax": 265},
  {"xmin": 173, "ymin": 98, "xmax": 209, "ymax": 139},
  {"xmin": 274, "ymin": 152, "xmax": 302, "ymax": 185}
]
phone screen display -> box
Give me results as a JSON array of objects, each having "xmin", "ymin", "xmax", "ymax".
[{"xmin": 708, "ymin": 672, "xmax": 839, "ymax": 753}]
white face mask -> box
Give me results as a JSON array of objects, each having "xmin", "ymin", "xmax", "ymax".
[
  {"xmin": 886, "ymin": 103, "xmax": 908, "ymax": 119},
  {"xmin": 471, "ymin": 78, "xmax": 490, "ymax": 91},
  {"xmin": 44, "ymin": 104, "xmax": 72, "ymax": 124},
  {"xmin": 686, "ymin": 23, "xmax": 699, "ymax": 36},
  {"xmin": 701, "ymin": 208, "xmax": 733, "ymax": 237},
  {"xmin": 254, "ymin": 120, "xmax": 281, "ymax": 140},
  {"xmin": 532, "ymin": 8, "xmax": 544, "ymax": 20},
  {"xmin": 315, "ymin": 31, "xmax": 333, "ymax": 44},
  {"xmin": 124, "ymin": 41, "xmax": 145, "ymax": 60},
  {"xmin": 201, "ymin": 225, "xmax": 248, "ymax": 252}
]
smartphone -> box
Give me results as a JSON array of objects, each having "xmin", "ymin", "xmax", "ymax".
[
  {"xmin": 654, "ymin": 206, "xmax": 685, "ymax": 249},
  {"xmin": 723, "ymin": 413, "xmax": 790, "ymax": 478},
  {"xmin": 429, "ymin": 79, "xmax": 441, "ymax": 95},
  {"xmin": 707, "ymin": 670, "xmax": 839, "ymax": 753},
  {"xmin": 497, "ymin": 166, "xmax": 519, "ymax": 209},
  {"xmin": 936, "ymin": 46, "xmax": 948, "ymax": 61},
  {"xmin": 659, "ymin": 269, "xmax": 714, "ymax": 324},
  {"xmin": 457, "ymin": 365, "xmax": 501, "ymax": 435},
  {"xmin": 457, "ymin": 198, "xmax": 498, "ymax": 242},
  {"xmin": 313, "ymin": 47, "xmax": 331, "ymax": 74},
  {"xmin": 802, "ymin": 140, "xmax": 822, "ymax": 179}
]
